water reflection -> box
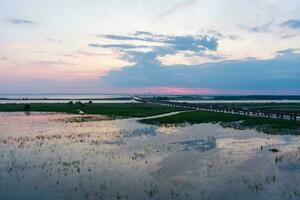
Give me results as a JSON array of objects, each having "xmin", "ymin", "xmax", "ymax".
[
  {"xmin": 279, "ymin": 162, "xmax": 300, "ymax": 173},
  {"xmin": 169, "ymin": 137, "xmax": 216, "ymax": 152},
  {"xmin": 0, "ymin": 112, "xmax": 300, "ymax": 200},
  {"xmin": 221, "ymin": 121, "xmax": 300, "ymax": 135},
  {"xmin": 124, "ymin": 127, "xmax": 157, "ymax": 137}
]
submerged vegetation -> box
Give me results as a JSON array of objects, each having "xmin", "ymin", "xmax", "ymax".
[
  {"xmin": 1, "ymin": 112, "xmax": 300, "ymax": 200},
  {"xmin": 1, "ymin": 102, "xmax": 300, "ymax": 134},
  {"xmin": 140, "ymin": 111, "xmax": 300, "ymax": 134}
]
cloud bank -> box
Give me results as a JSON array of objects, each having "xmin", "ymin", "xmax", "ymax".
[
  {"xmin": 281, "ymin": 19, "xmax": 300, "ymax": 29},
  {"xmin": 94, "ymin": 31, "xmax": 300, "ymax": 92}
]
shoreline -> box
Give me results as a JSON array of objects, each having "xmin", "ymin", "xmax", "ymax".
[{"xmin": 0, "ymin": 102, "xmax": 299, "ymax": 134}]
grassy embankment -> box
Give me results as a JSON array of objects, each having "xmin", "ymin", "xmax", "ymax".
[
  {"xmin": 0, "ymin": 103, "xmax": 185, "ymax": 118},
  {"xmin": 227, "ymin": 103, "xmax": 300, "ymax": 112},
  {"xmin": 140, "ymin": 111, "xmax": 300, "ymax": 130},
  {"xmin": 1, "ymin": 103, "xmax": 299, "ymax": 131}
]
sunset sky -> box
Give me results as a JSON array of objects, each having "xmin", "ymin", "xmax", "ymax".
[{"xmin": 0, "ymin": 0, "xmax": 300, "ymax": 94}]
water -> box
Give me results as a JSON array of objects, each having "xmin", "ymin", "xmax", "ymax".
[
  {"xmin": 0, "ymin": 99, "xmax": 137, "ymax": 104},
  {"xmin": 170, "ymin": 100, "xmax": 300, "ymax": 104},
  {"xmin": 0, "ymin": 94, "xmax": 135, "ymax": 104},
  {"xmin": 0, "ymin": 94, "xmax": 128, "ymax": 99},
  {"xmin": 0, "ymin": 112, "xmax": 300, "ymax": 200},
  {"xmin": 2, "ymin": 94, "xmax": 300, "ymax": 104}
]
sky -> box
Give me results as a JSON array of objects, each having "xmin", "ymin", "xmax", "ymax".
[{"xmin": 0, "ymin": 0, "xmax": 300, "ymax": 95}]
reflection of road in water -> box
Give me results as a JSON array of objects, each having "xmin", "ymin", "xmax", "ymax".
[{"xmin": 0, "ymin": 112, "xmax": 300, "ymax": 200}]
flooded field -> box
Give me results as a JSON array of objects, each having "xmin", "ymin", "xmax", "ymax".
[{"xmin": 1, "ymin": 112, "xmax": 300, "ymax": 200}]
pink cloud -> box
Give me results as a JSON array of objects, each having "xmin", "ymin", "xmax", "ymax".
[
  {"xmin": 98, "ymin": 87, "xmax": 214, "ymax": 94},
  {"xmin": 100, "ymin": 87, "xmax": 300, "ymax": 95},
  {"xmin": 146, "ymin": 87, "xmax": 214, "ymax": 94}
]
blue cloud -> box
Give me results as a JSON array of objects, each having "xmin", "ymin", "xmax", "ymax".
[
  {"xmin": 100, "ymin": 34, "xmax": 143, "ymax": 41},
  {"xmin": 184, "ymin": 52, "xmax": 223, "ymax": 60},
  {"xmin": 95, "ymin": 32, "xmax": 219, "ymax": 57},
  {"xmin": 89, "ymin": 43, "xmax": 148, "ymax": 49},
  {"xmin": 119, "ymin": 51, "xmax": 161, "ymax": 65},
  {"xmin": 96, "ymin": 32, "xmax": 300, "ymax": 92},
  {"xmin": 166, "ymin": 35, "xmax": 218, "ymax": 51},
  {"xmin": 133, "ymin": 31, "xmax": 153, "ymax": 36},
  {"xmin": 281, "ymin": 19, "xmax": 300, "ymax": 29},
  {"xmin": 249, "ymin": 20, "xmax": 273, "ymax": 32},
  {"xmin": 101, "ymin": 49, "xmax": 300, "ymax": 91},
  {"xmin": 8, "ymin": 18, "xmax": 35, "ymax": 24}
]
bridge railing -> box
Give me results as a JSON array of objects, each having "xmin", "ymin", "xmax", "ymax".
[{"xmin": 137, "ymin": 97, "xmax": 299, "ymax": 121}]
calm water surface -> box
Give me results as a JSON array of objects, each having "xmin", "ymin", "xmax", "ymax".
[
  {"xmin": 170, "ymin": 100, "xmax": 300, "ymax": 104},
  {"xmin": 0, "ymin": 100, "xmax": 136, "ymax": 104},
  {"xmin": 0, "ymin": 94, "xmax": 134, "ymax": 104},
  {"xmin": 0, "ymin": 94, "xmax": 128, "ymax": 99},
  {"xmin": 0, "ymin": 112, "xmax": 300, "ymax": 200}
]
